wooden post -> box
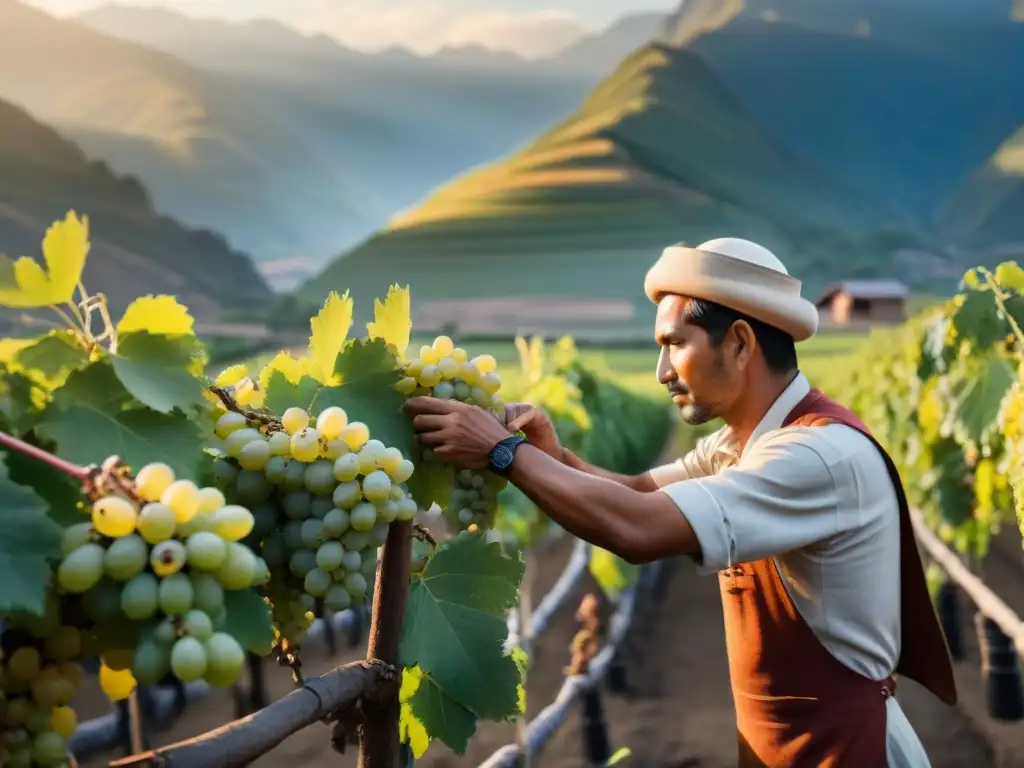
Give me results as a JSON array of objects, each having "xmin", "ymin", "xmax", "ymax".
[
  {"xmin": 357, "ymin": 520, "xmax": 413, "ymax": 768},
  {"xmin": 975, "ymin": 612, "xmax": 1024, "ymax": 721},
  {"xmin": 937, "ymin": 581, "xmax": 966, "ymax": 661}
]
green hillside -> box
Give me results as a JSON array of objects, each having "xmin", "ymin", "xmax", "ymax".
[
  {"xmin": 301, "ymin": 43, "xmax": 923, "ymax": 333},
  {"xmin": 0, "ymin": 96, "xmax": 270, "ymax": 329},
  {"xmin": 0, "ymin": 0, "xmax": 370, "ymax": 276}
]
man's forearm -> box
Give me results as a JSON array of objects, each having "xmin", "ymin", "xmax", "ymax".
[
  {"xmin": 508, "ymin": 444, "xmax": 697, "ymax": 563},
  {"xmin": 559, "ymin": 447, "xmax": 657, "ymax": 491}
]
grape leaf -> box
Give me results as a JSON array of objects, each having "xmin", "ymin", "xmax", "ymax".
[
  {"xmin": 117, "ymin": 295, "xmax": 195, "ymax": 336},
  {"xmin": 49, "ymin": 362, "xmax": 132, "ymax": 412},
  {"xmin": 308, "ymin": 290, "xmax": 353, "ymax": 384},
  {"xmin": 0, "ymin": 370, "xmax": 41, "ymax": 433},
  {"xmin": 334, "ymin": 338, "xmax": 401, "ymax": 382},
  {"xmin": 222, "ymin": 589, "xmax": 275, "ymax": 655},
  {"xmin": 589, "ymin": 547, "xmax": 636, "ymax": 600},
  {"xmin": 5, "ymin": 450, "xmax": 84, "ymax": 528},
  {"xmin": 367, "ymin": 284, "xmax": 412, "ymax": 359},
  {"xmin": 400, "ymin": 532, "xmax": 524, "ymax": 720},
  {"xmin": 406, "ymin": 451, "xmax": 454, "ymax": 511},
  {"xmin": 944, "ymin": 356, "xmax": 1014, "ymax": 452},
  {"xmin": 264, "ymin": 371, "xmax": 321, "ymax": 416},
  {"xmin": 399, "ymin": 665, "xmax": 476, "ymax": 757},
  {"xmin": 256, "ymin": 352, "xmax": 321, "ymax": 407},
  {"xmin": 0, "ymin": 456, "xmax": 64, "ymax": 615},
  {"xmin": 0, "ymin": 210, "xmax": 88, "ymax": 308},
  {"xmin": 314, "ymin": 372, "xmax": 413, "ymax": 457},
  {"xmin": 950, "ymin": 290, "xmax": 1007, "ymax": 351},
  {"xmin": 14, "ymin": 330, "xmax": 89, "ymax": 389},
  {"xmin": 110, "ymin": 332, "xmax": 206, "ymax": 415}
]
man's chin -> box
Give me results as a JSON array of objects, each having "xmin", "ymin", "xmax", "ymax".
[{"xmin": 679, "ymin": 405, "xmax": 714, "ymax": 426}]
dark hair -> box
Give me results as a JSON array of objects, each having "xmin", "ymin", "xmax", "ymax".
[{"xmin": 681, "ymin": 298, "xmax": 797, "ymax": 374}]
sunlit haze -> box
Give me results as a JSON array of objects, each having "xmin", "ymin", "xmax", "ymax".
[{"xmin": 23, "ymin": 0, "xmax": 680, "ymax": 57}]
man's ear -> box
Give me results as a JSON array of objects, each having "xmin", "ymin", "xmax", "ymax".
[{"xmin": 729, "ymin": 321, "xmax": 757, "ymax": 368}]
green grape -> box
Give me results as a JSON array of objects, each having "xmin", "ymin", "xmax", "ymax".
[
  {"xmin": 251, "ymin": 556, "xmax": 269, "ymax": 585},
  {"xmin": 225, "ymin": 428, "xmax": 262, "ymax": 458},
  {"xmin": 204, "ymin": 632, "xmax": 245, "ymax": 687},
  {"xmin": 370, "ymin": 522, "xmax": 391, "ymax": 547},
  {"xmin": 283, "ymin": 521, "xmax": 305, "ymax": 550},
  {"xmin": 44, "ymin": 625, "xmax": 81, "ymax": 662},
  {"xmin": 350, "ymin": 502, "xmax": 377, "ymax": 532},
  {"xmin": 341, "ymin": 530, "xmax": 370, "ymax": 551},
  {"xmin": 261, "ymin": 535, "xmax": 287, "ymax": 567},
  {"xmin": 361, "ymin": 470, "xmax": 392, "ymax": 504},
  {"xmin": 215, "ymin": 543, "xmax": 257, "ymax": 589},
  {"xmin": 304, "ymin": 567, "xmax": 331, "ymax": 597},
  {"xmin": 103, "ymin": 534, "xmax": 148, "ymax": 581},
  {"xmin": 57, "ymin": 542, "xmax": 105, "ymax": 593},
  {"xmin": 344, "ymin": 572, "xmax": 368, "ymax": 599},
  {"xmin": 283, "ymin": 490, "xmax": 313, "ymax": 520},
  {"xmin": 82, "ymin": 578, "xmax": 122, "ymax": 622},
  {"xmin": 432, "ymin": 381, "xmax": 456, "ymax": 399},
  {"xmin": 341, "ymin": 550, "xmax": 362, "ymax": 572},
  {"xmin": 186, "ymin": 531, "xmax": 227, "ymax": 571},
  {"xmin": 315, "ymin": 406, "xmax": 348, "ymax": 440},
  {"xmin": 357, "ymin": 440, "xmax": 386, "ymax": 474},
  {"xmin": 51, "ymin": 706, "xmax": 77, "ymax": 739},
  {"xmin": 210, "ymin": 505, "xmax": 255, "ymax": 542},
  {"xmin": 289, "ymin": 549, "xmax": 317, "ymax": 578},
  {"xmin": 153, "ymin": 618, "xmax": 177, "ymax": 644},
  {"xmin": 360, "ymin": 553, "xmax": 379, "ymax": 579},
  {"xmin": 137, "ymin": 502, "xmax": 176, "ymax": 544},
  {"xmin": 121, "ymin": 573, "xmax": 159, "ymax": 620},
  {"xmin": 61, "ymin": 522, "xmax": 93, "ymax": 556},
  {"xmin": 190, "ymin": 573, "xmax": 225, "ymax": 615},
  {"xmin": 332, "ymin": 480, "xmax": 361, "ymax": 509},
  {"xmin": 268, "ymin": 430, "xmax": 292, "ymax": 456},
  {"xmin": 281, "ymin": 407, "xmax": 309, "ymax": 435},
  {"xmin": 395, "ymin": 376, "xmax": 417, "ymax": 395},
  {"xmin": 454, "ymin": 381, "xmax": 471, "ymax": 400},
  {"xmin": 283, "ymin": 460, "xmax": 307, "ymax": 490},
  {"xmin": 304, "ymin": 460, "xmax": 337, "ymax": 495},
  {"xmin": 378, "ymin": 500, "xmax": 398, "ymax": 524},
  {"xmin": 419, "ymin": 365, "xmax": 441, "ymax": 387},
  {"xmin": 377, "ymin": 447, "xmax": 403, "ymax": 475},
  {"xmin": 136, "ymin": 461, "xmax": 176, "ymax": 502},
  {"xmin": 324, "ymin": 438, "xmax": 350, "ymax": 460},
  {"xmin": 264, "ymin": 455, "xmax": 289, "ymax": 484},
  {"xmin": 310, "ymin": 496, "xmax": 334, "ymax": 519},
  {"xmin": 196, "ymin": 486, "xmax": 226, "ymax": 513},
  {"xmin": 181, "ymin": 609, "xmax": 214, "ymax": 640},
  {"xmin": 235, "ymin": 470, "xmax": 274, "ymax": 504},
  {"xmin": 32, "ymin": 731, "xmax": 66, "ymax": 766},
  {"xmin": 133, "ymin": 639, "xmax": 172, "ymax": 685},
  {"xmin": 159, "ymin": 572, "xmax": 194, "ymax": 615},
  {"xmin": 300, "ymin": 518, "xmax": 324, "ymax": 548},
  {"xmin": 92, "ymin": 495, "xmax": 138, "ymax": 538},
  {"xmin": 212, "ymin": 458, "xmax": 239, "ymax": 490},
  {"xmin": 333, "ymin": 453, "xmax": 360, "ymax": 482},
  {"xmin": 238, "ymin": 439, "xmax": 272, "ymax": 471},
  {"xmin": 391, "ymin": 459, "xmax": 415, "ymax": 484},
  {"xmin": 214, "ymin": 411, "xmax": 248, "ymax": 439},
  {"xmin": 161, "ymin": 480, "xmax": 200, "ymax": 524},
  {"xmin": 316, "ymin": 541, "xmax": 345, "ymax": 571},
  {"xmin": 8, "ymin": 647, "xmax": 41, "ymax": 680},
  {"xmin": 252, "ymin": 502, "xmax": 279, "ymax": 537},
  {"xmin": 150, "ymin": 540, "xmax": 187, "ymax": 577},
  {"xmin": 291, "ymin": 427, "xmax": 322, "ymax": 462},
  {"xmin": 324, "ymin": 584, "xmax": 352, "ymax": 612},
  {"xmin": 395, "ymin": 497, "xmax": 418, "ymax": 521},
  {"xmin": 26, "ymin": 707, "xmax": 53, "ymax": 733},
  {"xmin": 322, "ymin": 507, "xmax": 350, "ymax": 537},
  {"xmin": 170, "ymin": 636, "xmax": 207, "ymax": 682}
]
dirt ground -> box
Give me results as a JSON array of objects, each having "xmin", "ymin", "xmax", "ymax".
[{"xmin": 74, "ymin": 533, "xmax": 998, "ymax": 768}]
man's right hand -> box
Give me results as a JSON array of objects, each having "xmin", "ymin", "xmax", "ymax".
[{"xmin": 504, "ymin": 404, "xmax": 564, "ymax": 461}]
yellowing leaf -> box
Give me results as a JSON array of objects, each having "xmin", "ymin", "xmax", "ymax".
[
  {"xmin": 117, "ymin": 295, "xmax": 195, "ymax": 337},
  {"xmin": 367, "ymin": 284, "xmax": 412, "ymax": 359},
  {"xmin": 257, "ymin": 352, "xmax": 320, "ymax": 394},
  {"xmin": 0, "ymin": 211, "xmax": 89, "ymax": 308},
  {"xmin": 308, "ymin": 291, "xmax": 353, "ymax": 383},
  {"xmin": 215, "ymin": 364, "xmax": 249, "ymax": 388}
]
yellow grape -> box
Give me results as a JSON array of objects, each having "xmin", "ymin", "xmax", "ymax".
[
  {"xmin": 99, "ymin": 664, "xmax": 136, "ymax": 701},
  {"xmin": 316, "ymin": 406, "xmax": 348, "ymax": 440},
  {"xmin": 213, "ymin": 411, "xmax": 247, "ymax": 440},
  {"xmin": 135, "ymin": 462, "xmax": 175, "ymax": 502},
  {"xmin": 432, "ymin": 335, "xmax": 454, "ymax": 356},
  {"xmin": 451, "ymin": 347, "xmax": 468, "ymax": 363},
  {"xmin": 92, "ymin": 495, "xmax": 138, "ymax": 538},
  {"xmin": 196, "ymin": 487, "xmax": 226, "ymax": 514},
  {"xmin": 419, "ymin": 366, "xmax": 441, "ymax": 387},
  {"xmin": 268, "ymin": 431, "xmax": 292, "ymax": 455},
  {"xmin": 391, "ymin": 459, "xmax": 415, "ymax": 484},
  {"xmin": 210, "ymin": 505, "xmax": 255, "ymax": 542},
  {"xmin": 419, "ymin": 345, "xmax": 439, "ymax": 365},
  {"xmin": 395, "ymin": 376, "xmax": 417, "ymax": 395},
  {"xmin": 480, "ymin": 372, "xmax": 502, "ymax": 395},
  {"xmin": 51, "ymin": 706, "xmax": 77, "ymax": 738},
  {"xmin": 457, "ymin": 362, "xmax": 480, "ymax": 385},
  {"xmin": 290, "ymin": 428, "xmax": 322, "ymax": 462},
  {"xmin": 281, "ymin": 407, "xmax": 310, "ymax": 435},
  {"xmin": 405, "ymin": 359, "xmax": 424, "ymax": 378},
  {"xmin": 437, "ymin": 358, "xmax": 458, "ymax": 380},
  {"xmin": 378, "ymin": 447, "xmax": 403, "ymax": 475},
  {"xmin": 334, "ymin": 454, "xmax": 360, "ymax": 482},
  {"xmin": 340, "ymin": 422, "xmax": 370, "ymax": 450},
  {"xmin": 324, "ymin": 438, "xmax": 350, "ymax": 459},
  {"xmin": 162, "ymin": 480, "xmax": 200, "ymax": 524},
  {"xmin": 472, "ymin": 354, "xmax": 497, "ymax": 374}
]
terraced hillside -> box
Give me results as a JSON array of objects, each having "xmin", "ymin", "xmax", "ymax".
[
  {"xmin": 0, "ymin": 0, "xmax": 367, "ymax": 272},
  {"xmin": 303, "ymin": 42, "xmax": 916, "ymax": 334},
  {"xmin": 0, "ymin": 97, "xmax": 270, "ymax": 329}
]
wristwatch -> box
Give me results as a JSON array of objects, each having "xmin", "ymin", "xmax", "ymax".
[{"xmin": 488, "ymin": 434, "xmax": 527, "ymax": 476}]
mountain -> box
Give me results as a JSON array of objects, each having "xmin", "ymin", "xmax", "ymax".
[
  {"xmin": 0, "ymin": 96, "xmax": 270, "ymax": 328},
  {"xmin": 545, "ymin": 11, "xmax": 668, "ymax": 73},
  {"xmin": 659, "ymin": 0, "xmax": 1024, "ymax": 222},
  {"xmin": 301, "ymin": 42, "xmax": 922, "ymax": 336},
  {"xmin": 0, "ymin": 0, "xmax": 375, "ymax": 286}
]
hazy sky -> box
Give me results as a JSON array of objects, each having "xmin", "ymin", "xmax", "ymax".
[{"xmin": 26, "ymin": 0, "xmax": 679, "ymax": 57}]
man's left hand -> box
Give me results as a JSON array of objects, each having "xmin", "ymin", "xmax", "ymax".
[{"xmin": 403, "ymin": 396, "xmax": 511, "ymax": 470}]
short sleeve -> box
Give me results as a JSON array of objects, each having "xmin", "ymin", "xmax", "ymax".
[
  {"xmin": 648, "ymin": 427, "xmax": 733, "ymax": 487},
  {"xmin": 659, "ymin": 431, "xmax": 842, "ymax": 574}
]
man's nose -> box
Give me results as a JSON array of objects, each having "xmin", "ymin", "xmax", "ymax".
[{"xmin": 655, "ymin": 347, "xmax": 674, "ymax": 385}]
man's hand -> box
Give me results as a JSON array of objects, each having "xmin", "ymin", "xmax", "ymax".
[
  {"xmin": 404, "ymin": 397, "xmax": 511, "ymax": 470},
  {"xmin": 504, "ymin": 403, "xmax": 563, "ymax": 461}
]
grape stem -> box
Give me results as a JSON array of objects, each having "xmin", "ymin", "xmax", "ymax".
[
  {"xmin": 411, "ymin": 524, "xmax": 436, "ymax": 549},
  {"xmin": 208, "ymin": 385, "xmax": 282, "ymax": 431},
  {"xmin": 0, "ymin": 429, "xmax": 90, "ymax": 480},
  {"xmin": 979, "ymin": 268, "xmax": 1024, "ymax": 350}
]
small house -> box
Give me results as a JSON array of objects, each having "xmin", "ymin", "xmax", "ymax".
[{"xmin": 814, "ymin": 280, "xmax": 909, "ymax": 327}]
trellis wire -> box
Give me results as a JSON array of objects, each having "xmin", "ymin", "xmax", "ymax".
[
  {"xmin": 478, "ymin": 560, "xmax": 661, "ymax": 768},
  {"xmin": 68, "ymin": 605, "xmax": 370, "ymax": 759}
]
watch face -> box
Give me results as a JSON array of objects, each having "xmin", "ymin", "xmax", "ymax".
[{"xmin": 492, "ymin": 445, "xmax": 514, "ymax": 469}]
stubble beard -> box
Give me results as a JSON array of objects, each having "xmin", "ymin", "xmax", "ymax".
[{"xmin": 679, "ymin": 401, "xmax": 715, "ymax": 425}]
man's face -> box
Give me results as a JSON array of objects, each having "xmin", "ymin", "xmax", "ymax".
[{"xmin": 654, "ymin": 295, "xmax": 736, "ymax": 425}]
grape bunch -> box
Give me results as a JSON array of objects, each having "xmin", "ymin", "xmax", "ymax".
[
  {"xmin": 395, "ymin": 335, "xmax": 508, "ymax": 531},
  {"xmin": 209, "ymin": 403, "xmax": 416, "ymax": 648}
]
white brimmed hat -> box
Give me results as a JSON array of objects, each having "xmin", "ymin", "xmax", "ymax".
[{"xmin": 644, "ymin": 237, "xmax": 818, "ymax": 342}]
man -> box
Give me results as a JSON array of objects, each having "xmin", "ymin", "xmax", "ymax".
[{"xmin": 403, "ymin": 237, "xmax": 957, "ymax": 767}]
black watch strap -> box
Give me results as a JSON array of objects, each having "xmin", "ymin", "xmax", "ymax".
[{"xmin": 488, "ymin": 434, "xmax": 527, "ymax": 475}]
